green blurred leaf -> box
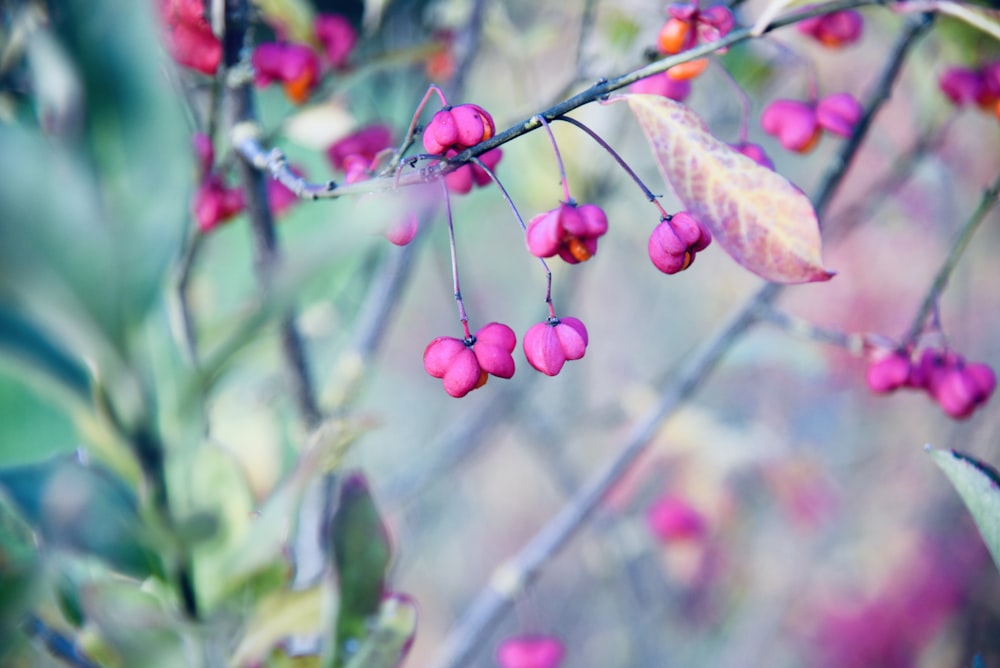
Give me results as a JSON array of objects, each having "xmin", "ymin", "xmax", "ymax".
[
  {"xmin": 0, "ymin": 304, "xmax": 91, "ymax": 405},
  {"xmin": 0, "ymin": 455, "xmax": 162, "ymax": 578},
  {"xmin": 255, "ymin": 0, "xmax": 317, "ymax": 43},
  {"xmin": 231, "ymin": 584, "xmax": 334, "ymax": 667},
  {"xmin": 81, "ymin": 579, "xmax": 186, "ymax": 668},
  {"xmin": 0, "ymin": 0, "xmax": 189, "ymax": 364},
  {"xmin": 929, "ymin": 447, "xmax": 1000, "ymax": 572},
  {"xmin": 342, "ymin": 595, "xmax": 417, "ymax": 668},
  {"xmin": 0, "ymin": 495, "xmax": 42, "ymax": 649},
  {"xmin": 328, "ymin": 473, "xmax": 392, "ymax": 659}
]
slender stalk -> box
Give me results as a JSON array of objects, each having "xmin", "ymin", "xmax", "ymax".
[
  {"xmin": 536, "ymin": 115, "xmax": 573, "ymax": 202},
  {"xmin": 904, "ymin": 171, "xmax": 1000, "ymax": 343},
  {"xmin": 440, "ymin": 180, "xmax": 472, "ymax": 340},
  {"xmin": 555, "ymin": 116, "xmax": 670, "ymax": 219},
  {"xmin": 426, "ymin": 14, "xmax": 933, "ymax": 668}
]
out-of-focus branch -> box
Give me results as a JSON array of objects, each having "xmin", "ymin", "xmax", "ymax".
[
  {"xmin": 904, "ymin": 171, "xmax": 1000, "ymax": 343},
  {"xmin": 426, "ymin": 14, "xmax": 934, "ymax": 668},
  {"xmin": 224, "ymin": 0, "xmax": 322, "ymax": 429}
]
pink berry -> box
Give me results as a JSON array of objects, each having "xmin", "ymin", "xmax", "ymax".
[
  {"xmin": 472, "ymin": 322, "xmax": 517, "ymax": 379},
  {"xmin": 797, "ymin": 10, "xmax": 863, "ymax": 48},
  {"xmin": 630, "ymin": 73, "xmax": 692, "ymax": 101},
  {"xmin": 761, "ymin": 99, "xmax": 821, "ymax": 153},
  {"xmin": 865, "ymin": 350, "xmax": 911, "ymax": 394},
  {"xmin": 496, "ymin": 636, "xmax": 565, "ymax": 668},
  {"xmin": 450, "ymin": 104, "xmax": 488, "ymax": 149},
  {"xmin": 423, "ymin": 109, "xmax": 459, "ymax": 154},
  {"xmin": 939, "ymin": 66, "xmax": 986, "ymax": 106},
  {"xmin": 646, "ymin": 494, "xmax": 706, "ymax": 542},
  {"xmin": 423, "ymin": 323, "xmax": 516, "ymax": 397},
  {"xmin": 327, "ymin": 124, "xmax": 394, "ymax": 171},
  {"xmin": 385, "ymin": 213, "xmax": 419, "ymax": 246},
  {"xmin": 161, "ymin": 2, "xmax": 222, "ymax": 76},
  {"xmin": 647, "ymin": 212, "xmax": 710, "ymax": 274},
  {"xmin": 731, "ymin": 142, "xmax": 775, "ymax": 170},
  {"xmin": 525, "ymin": 202, "xmax": 609, "ymax": 263},
  {"xmin": 816, "ymin": 93, "xmax": 863, "ymax": 137},
  {"xmin": 194, "ymin": 175, "xmax": 244, "ymax": 232},
  {"xmin": 523, "ymin": 317, "xmax": 588, "ymax": 377},
  {"xmin": 314, "ymin": 13, "xmax": 356, "ymax": 69}
]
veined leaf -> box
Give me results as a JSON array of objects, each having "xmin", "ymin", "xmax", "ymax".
[
  {"xmin": 929, "ymin": 447, "xmax": 1000, "ymax": 573},
  {"xmin": 617, "ymin": 94, "xmax": 834, "ymax": 284}
]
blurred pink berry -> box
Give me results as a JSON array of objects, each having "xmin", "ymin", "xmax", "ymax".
[
  {"xmin": 421, "ymin": 104, "xmax": 495, "ymax": 155},
  {"xmin": 865, "ymin": 350, "xmax": 911, "ymax": 394},
  {"xmin": 630, "ymin": 73, "xmax": 692, "ymax": 101},
  {"xmin": 194, "ymin": 175, "xmax": 244, "ymax": 232},
  {"xmin": 267, "ymin": 171, "xmax": 304, "ymax": 217},
  {"xmin": 731, "ymin": 142, "xmax": 774, "ymax": 170},
  {"xmin": 314, "ymin": 13, "xmax": 356, "ymax": 69},
  {"xmin": 647, "ymin": 212, "xmax": 711, "ymax": 274},
  {"xmin": 327, "ymin": 124, "xmax": 394, "ymax": 171},
  {"xmin": 646, "ymin": 494, "xmax": 706, "ymax": 542},
  {"xmin": 939, "ymin": 66, "xmax": 984, "ymax": 106},
  {"xmin": 496, "ymin": 635, "xmax": 565, "ymax": 668},
  {"xmin": 934, "ymin": 361, "xmax": 995, "ymax": 419},
  {"xmin": 445, "ymin": 148, "xmax": 503, "ymax": 194},
  {"xmin": 523, "ymin": 317, "xmax": 588, "ymax": 377},
  {"xmin": 160, "ymin": 0, "xmax": 222, "ymax": 76},
  {"xmin": 525, "ymin": 202, "xmax": 609, "ymax": 264},
  {"xmin": 761, "ymin": 99, "xmax": 821, "ymax": 153},
  {"xmin": 385, "ymin": 213, "xmax": 419, "ymax": 246},
  {"xmin": 816, "ymin": 93, "xmax": 863, "ymax": 137},
  {"xmin": 797, "ymin": 10, "xmax": 863, "ymax": 48},
  {"xmin": 252, "ymin": 42, "xmax": 321, "ymax": 103},
  {"xmin": 424, "ymin": 322, "xmax": 516, "ymax": 397}
]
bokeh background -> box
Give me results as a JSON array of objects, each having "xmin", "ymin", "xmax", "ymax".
[{"xmin": 2, "ymin": 0, "xmax": 1000, "ymax": 666}]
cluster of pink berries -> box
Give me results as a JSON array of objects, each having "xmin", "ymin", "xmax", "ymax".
[
  {"xmin": 939, "ymin": 61, "xmax": 1000, "ymax": 121},
  {"xmin": 796, "ymin": 9, "xmax": 864, "ymax": 48},
  {"xmin": 866, "ymin": 348, "xmax": 996, "ymax": 420},
  {"xmin": 424, "ymin": 317, "xmax": 589, "ymax": 398},
  {"xmin": 761, "ymin": 92, "xmax": 862, "ymax": 153},
  {"xmin": 647, "ymin": 211, "xmax": 712, "ymax": 274},
  {"xmin": 655, "ymin": 2, "xmax": 735, "ymax": 81}
]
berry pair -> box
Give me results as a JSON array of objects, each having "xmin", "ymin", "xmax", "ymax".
[
  {"xmin": 647, "ymin": 212, "xmax": 711, "ymax": 274},
  {"xmin": 796, "ymin": 10, "xmax": 864, "ymax": 48},
  {"xmin": 866, "ymin": 348, "xmax": 996, "ymax": 420},
  {"xmin": 939, "ymin": 61, "xmax": 1000, "ymax": 120},
  {"xmin": 424, "ymin": 318, "xmax": 590, "ymax": 397},
  {"xmin": 761, "ymin": 93, "xmax": 863, "ymax": 153}
]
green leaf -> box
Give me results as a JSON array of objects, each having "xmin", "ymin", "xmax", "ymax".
[
  {"xmin": 329, "ymin": 474, "xmax": 392, "ymax": 659},
  {"xmin": 616, "ymin": 94, "xmax": 834, "ymax": 284},
  {"xmin": 343, "ymin": 595, "xmax": 417, "ymax": 668},
  {"xmin": 0, "ymin": 455, "xmax": 162, "ymax": 579},
  {"xmin": 231, "ymin": 584, "xmax": 333, "ymax": 667},
  {"xmin": 929, "ymin": 447, "xmax": 1000, "ymax": 572},
  {"xmin": 81, "ymin": 579, "xmax": 187, "ymax": 668},
  {"xmin": 0, "ymin": 495, "xmax": 42, "ymax": 649}
]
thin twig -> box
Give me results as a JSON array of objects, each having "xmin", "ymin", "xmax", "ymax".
[
  {"xmin": 426, "ymin": 14, "xmax": 933, "ymax": 668},
  {"xmin": 904, "ymin": 171, "xmax": 1000, "ymax": 343}
]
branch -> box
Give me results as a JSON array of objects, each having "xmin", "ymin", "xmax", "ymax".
[
  {"xmin": 234, "ymin": 0, "xmax": 887, "ymax": 200},
  {"xmin": 224, "ymin": 0, "xmax": 322, "ymax": 429},
  {"xmin": 426, "ymin": 14, "xmax": 933, "ymax": 668},
  {"xmin": 904, "ymin": 171, "xmax": 1000, "ymax": 343}
]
